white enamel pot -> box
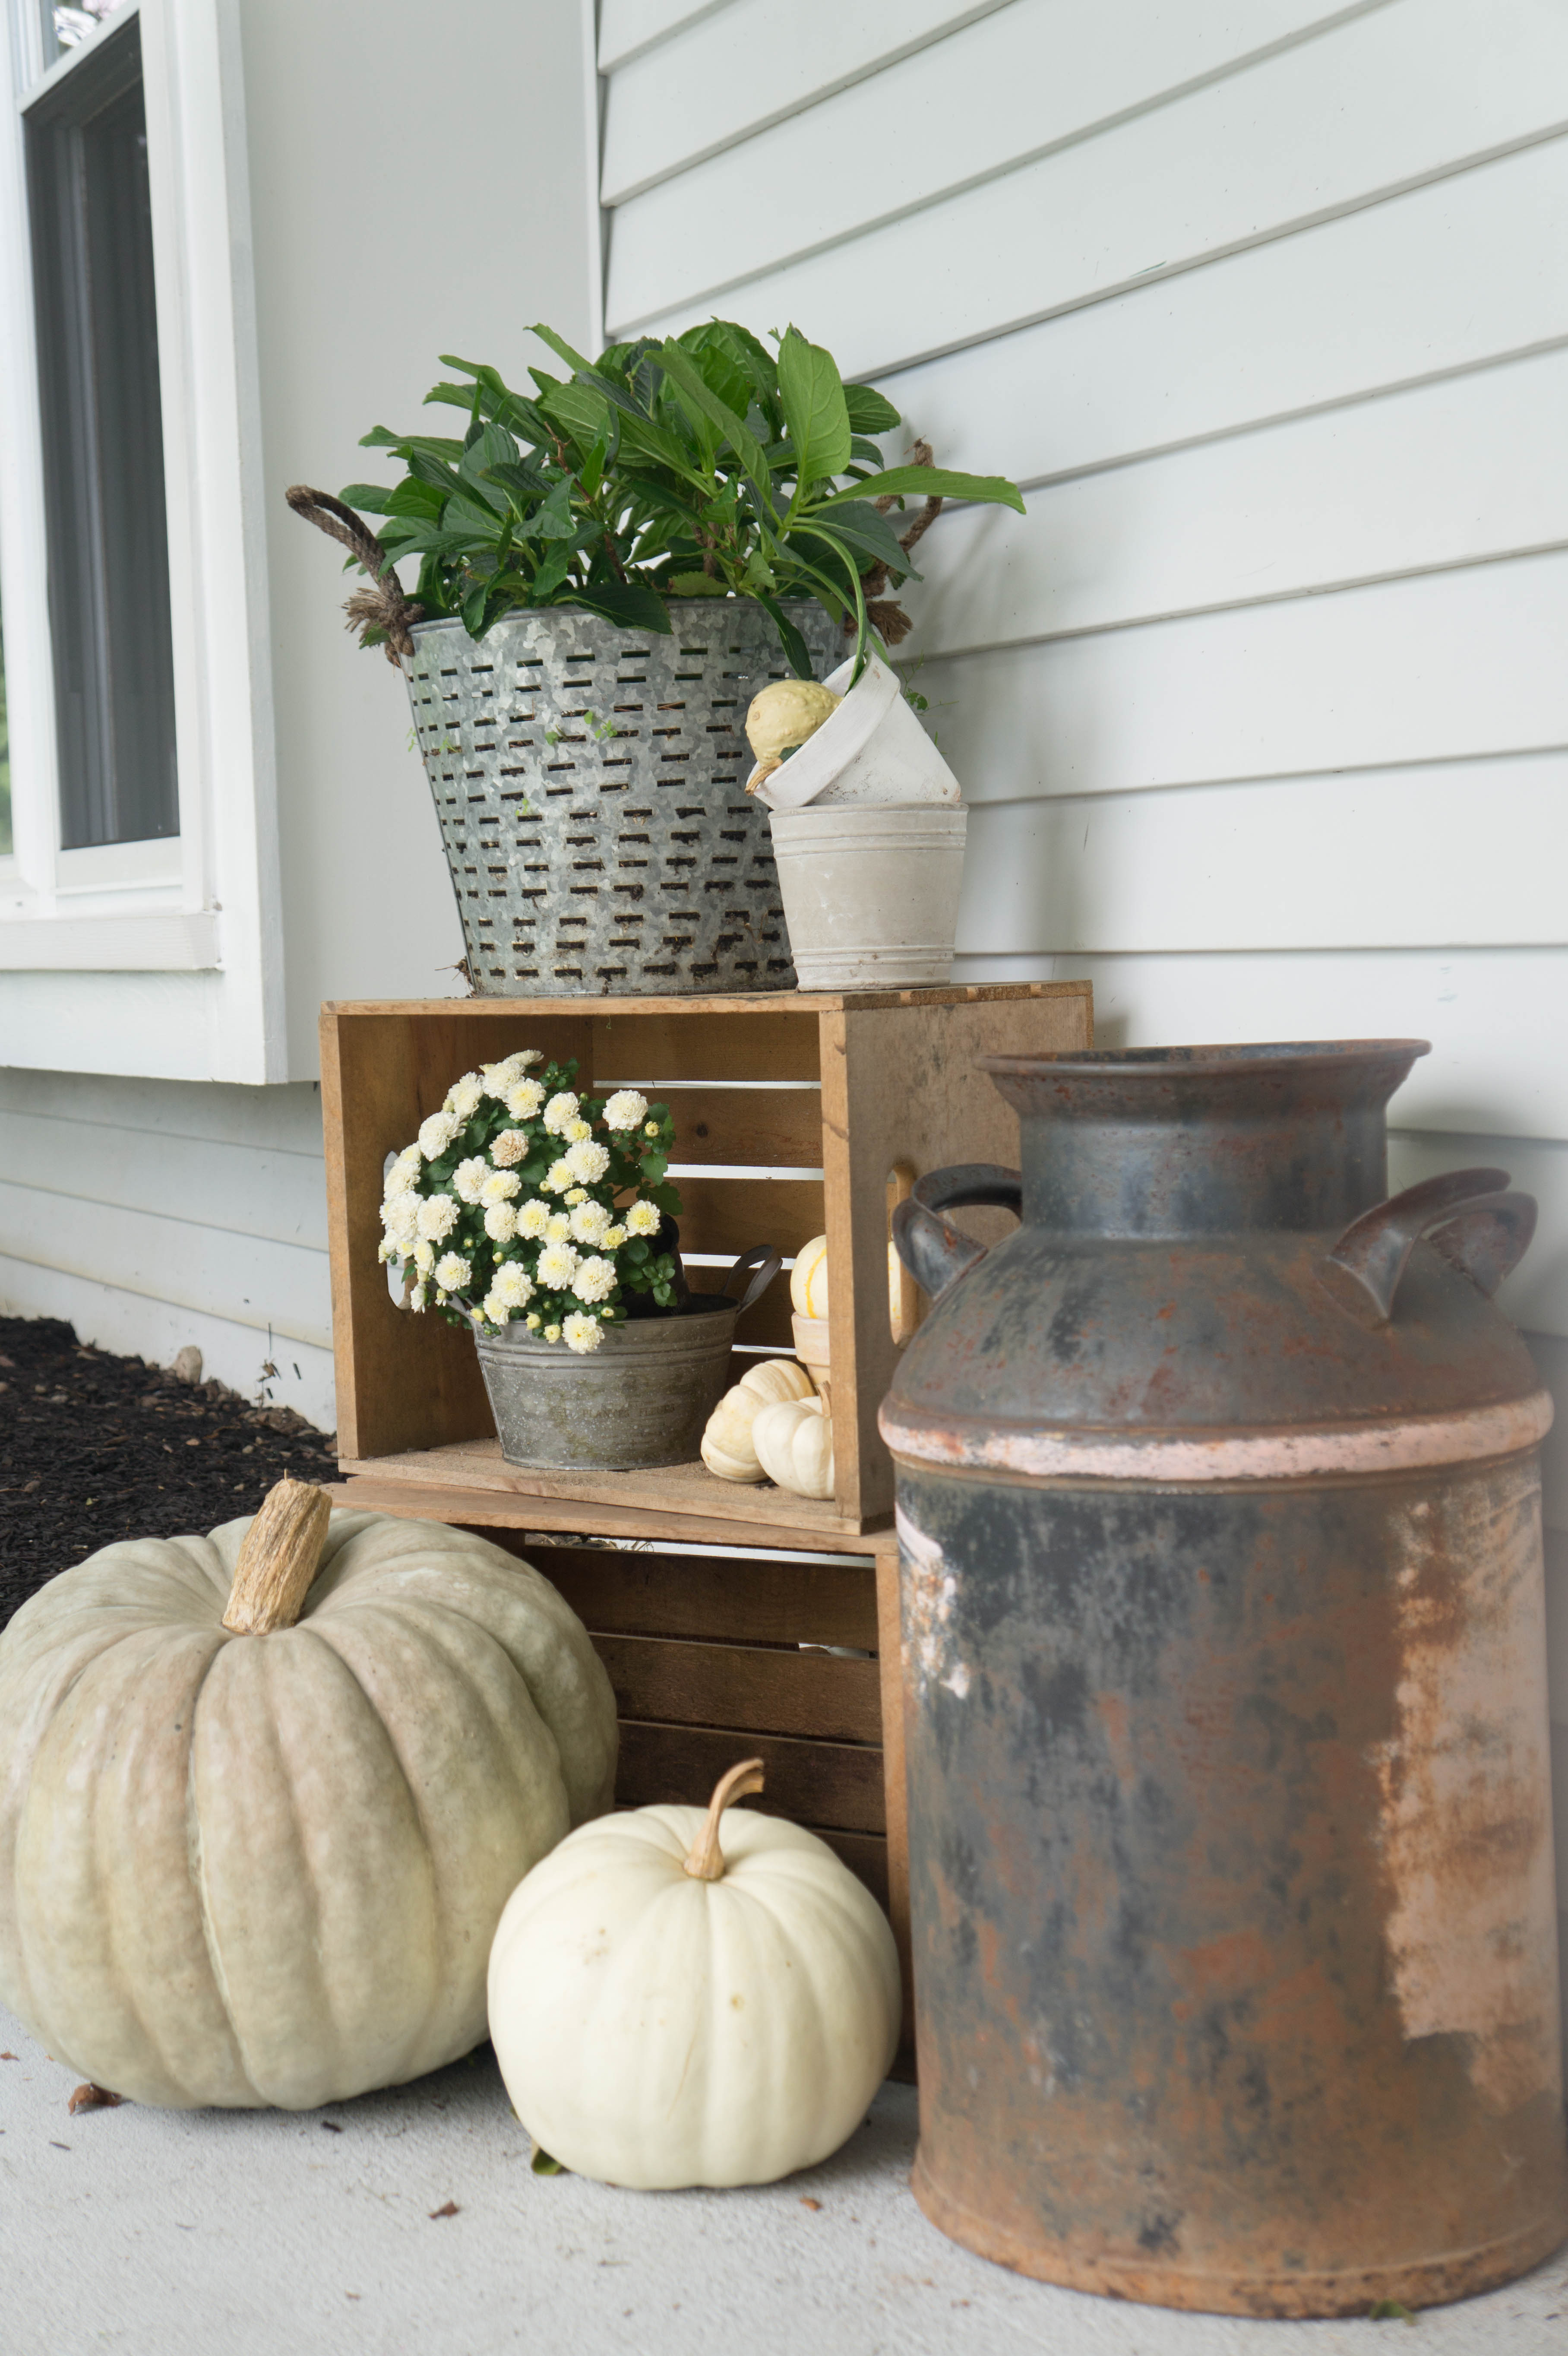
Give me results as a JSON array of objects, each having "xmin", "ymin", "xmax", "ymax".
[{"xmin": 768, "ymin": 803, "xmax": 968, "ymax": 990}]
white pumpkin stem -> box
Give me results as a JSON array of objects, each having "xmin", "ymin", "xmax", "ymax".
[
  {"xmin": 221, "ymin": 1478, "xmax": 333, "ymax": 1636},
  {"xmin": 682, "ymin": 1758, "xmax": 765, "ymax": 1882}
]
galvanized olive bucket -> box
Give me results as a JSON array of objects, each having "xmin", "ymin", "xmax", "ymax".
[
  {"xmin": 474, "ymin": 1249, "xmax": 780, "ymax": 1471},
  {"xmin": 405, "ymin": 600, "xmax": 840, "ymax": 997}
]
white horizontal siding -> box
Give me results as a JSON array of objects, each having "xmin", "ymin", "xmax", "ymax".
[
  {"xmin": 960, "ymin": 755, "xmax": 1568, "ymax": 957},
  {"xmin": 597, "ymin": 0, "xmax": 737, "ymax": 76},
  {"xmin": 601, "ymin": 0, "xmax": 1017, "ymax": 201},
  {"xmin": 874, "ymin": 139, "xmax": 1568, "ymax": 487},
  {"xmin": 607, "ymin": 0, "xmax": 1568, "ymax": 363},
  {"xmin": 913, "ymin": 552, "xmax": 1568, "ymax": 795},
  {"xmin": 906, "ymin": 345, "xmax": 1568, "ymax": 653},
  {"xmin": 0, "ymin": 1068, "xmax": 332, "ymax": 1425}
]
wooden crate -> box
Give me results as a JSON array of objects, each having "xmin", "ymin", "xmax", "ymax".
[
  {"xmin": 320, "ymin": 982, "xmax": 1092, "ymax": 2053},
  {"xmin": 319, "ymin": 983, "xmax": 1091, "ymax": 1537}
]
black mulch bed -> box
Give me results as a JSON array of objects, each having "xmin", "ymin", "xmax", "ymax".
[{"xmin": 1, "ymin": 1315, "xmax": 338, "ymax": 1629}]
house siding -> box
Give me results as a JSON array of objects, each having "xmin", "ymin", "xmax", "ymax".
[{"xmin": 597, "ymin": 0, "xmax": 1568, "ymax": 2025}]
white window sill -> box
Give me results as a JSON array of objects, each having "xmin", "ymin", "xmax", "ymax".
[{"xmin": 0, "ymin": 909, "xmax": 220, "ymax": 970}]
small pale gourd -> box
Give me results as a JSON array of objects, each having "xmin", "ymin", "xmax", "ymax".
[
  {"xmin": 743, "ymin": 678, "xmax": 841, "ymax": 794},
  {"xmin": 790, "ymin": 1233, "xmax": 829, "ymax": 1320},
  {"xmin": 488, "ymin": 1759, "xmax": 901, "ymax": 2188},
  {"xmin": 700, "ymin": 1358, "xmax": 817, "ymax": 1483},
  {"xmin": 752, "ymin": 1394, "xmax": 835, "ymax": 1500},
  {"xmin": 0, "ymin": 1480, "xmax": 617, "ymax": 2109}
]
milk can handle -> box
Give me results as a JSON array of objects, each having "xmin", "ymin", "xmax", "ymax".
[
  {"xmin": 723, "ymin": 1244, "xmax": 783, "ymax": 1317},
  {"xmin": 1320, "ymin": 1166, "xmax": 1537, "ymax": 1326},
  {"xmin": 891, "ymin": 1164, "xmax": 1024, "ymax": 1303}
]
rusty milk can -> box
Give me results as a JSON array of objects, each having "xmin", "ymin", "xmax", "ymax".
[{"xmin": 881, "ymin": 1040, "xmax": 1568, "ymax": 2317}]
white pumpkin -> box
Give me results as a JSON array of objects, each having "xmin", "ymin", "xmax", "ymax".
[
  {"xmin": 752, "ymin": 1394, "xmax": 835, "ymax": 1500},
  {"xmin": 790, "ymin": 1233, "xmax": 829, "ymax": 1319},
  {"xmin": 0, "ymin": 1479, "xmax": 617, "ymax": 2110},
  {"xmin": 700, "ymin": 1358, "xmax": 817, "ymax": 1482},
  {"xmin": 488, "ymin": 1759, "xmax": 901, "ymax": 2188}
]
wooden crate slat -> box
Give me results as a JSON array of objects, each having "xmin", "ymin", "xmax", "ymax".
[
  {"xmin": 615, "ymin": 1720, "xmax": 886, "ymax": 1834},
  {"xmin": 607, "ymin": 1082, "xmax": 823, "ymax": 1168},
  {"xmin": 335, "ymin": 1443, "xmax": 880, "ymax": 1539},
  {"xmin": 594, "ymin": 1632, "xmax": 881, "ymax": 1745},
  {"xmin": 332, "ymin": 1477, "xmax": 892, "ymax": 1554},
  {"xmin": 506, "ymin": 1542, "xmax": 880, "ymax": 1650},
  {"xmin": 659, "ymin": 1173, "xmax": 825, "ymax": 1260},
  {"xmin": 586, "ymin": 1007, "xmax": 821, "ymax": 1083}
]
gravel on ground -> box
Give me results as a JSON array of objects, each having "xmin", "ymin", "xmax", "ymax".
[{"xmin": 0, "ymin": 1314, "xmax": 337, "ymax": 1628}]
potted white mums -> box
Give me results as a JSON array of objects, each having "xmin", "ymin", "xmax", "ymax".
[{"xmin": 379, "ymin": 1050, "xmax": 778, "ymax": 1469}]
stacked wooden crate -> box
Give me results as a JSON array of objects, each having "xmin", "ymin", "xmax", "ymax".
[{"xmin": 319, "ymin": 982, "xmax": 1092, "ymax": 2033}]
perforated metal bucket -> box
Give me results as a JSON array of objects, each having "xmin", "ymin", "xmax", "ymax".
[{"xmin": 405, "ymin": 600, "xmax": 840, "ymax": 997}]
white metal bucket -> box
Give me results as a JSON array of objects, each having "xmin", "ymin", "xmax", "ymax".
[
  {"xmin": 768, "ymin": 804, "xmax": 968, "ymax": 990},
  {"xmin": 752, "ymin": 651, "xmax": 961, "ymax": 811}
]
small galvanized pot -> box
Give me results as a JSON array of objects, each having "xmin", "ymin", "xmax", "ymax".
[{"xmin": 474, "ymin": 1249, "xmax": 780, "ymax": 1471}]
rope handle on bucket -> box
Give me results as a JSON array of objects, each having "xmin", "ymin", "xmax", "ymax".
[{"xmin": 285, "ymin": 485, "xmax": 425, "ymax": 666}]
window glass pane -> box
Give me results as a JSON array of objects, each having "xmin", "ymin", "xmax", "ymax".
[{"xmin": 26, "ymin": 16, "xmax": 178, "ymax": 849}]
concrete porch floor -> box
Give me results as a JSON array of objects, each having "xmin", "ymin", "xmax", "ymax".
[{"xmin": 3, "ymin": 2003, "xmax": 1564, "ymax": 2355}]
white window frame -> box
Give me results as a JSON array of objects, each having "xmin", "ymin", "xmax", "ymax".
[{"xmin": 0, "ymin": 0, "xmax": 282, "ymax": 1079}]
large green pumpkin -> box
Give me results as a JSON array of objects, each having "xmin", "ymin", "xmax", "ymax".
[{"xmin": 0, "ymin": 1482, "xmax": 616, "ymax": 2109}]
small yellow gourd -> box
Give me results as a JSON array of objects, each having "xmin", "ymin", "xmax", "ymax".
[
  {"xmin": 701, "ymin": 1358, "xmax": 817, "ymax": 1483},
  {"xmin": 790, "ymin": 1234, "xmax": 829, "ymax": 1320},
  {"xmin": 743, "ymin": 678, "xmax": 841, "ymax": 793},
  {"xmin": 752, "ymin": 1395, "xmax": 835, "ymax": 1501}
]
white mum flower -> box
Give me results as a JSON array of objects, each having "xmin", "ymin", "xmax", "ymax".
[
  {"xmin": 413, "ymin": 1239, "xmax": 436, "ymax": 1276},
  {"xmin": 603, "ymin": 1089, "xmax": 649, "ymax": 1133},
  {"xmin": 543, "ymin": 1324, "xmax": 562, "ymax": 1343},
  {"xmin": 545, "ymin": 1213, "xmax": 572, "ymax": 1243},
  {"xmin": 563, "ymin": 1312, "xmax": 604, "ymax": 1355},
  {"xmin": 452, "ymin": 1156, "xmax": 490, "ymax": 1205},
  {"xmin": 410, "ymin": 1281, "xmax": 428, "ymax": 1312},
  {"xmin": 569, "ymin": 1200, "xmax": 612, "ymax": 1246},
  {"xmin": 418, "ymin": 1108, "xmax": 461, "ymax": 1160},
  {"xmin": 565, "ymin": 1118, "xmax": 592, "ymax": 1144},
  {"xmin": 480, "ymin": 1169, "xmax": 522, "ymax": 1206},
  {"xmin": 564, "ymin": 1188, "xmax": 588, "ymax": 1206},
  {"xmin": 542, "ymin": 1091, "xmax": 581, "ymax": 1136},
  {"xmin": 492, "ymin": 1261, "xmax": 534, "ymax": 1309},
  {"xmin": 416, "ymin": 1194, "xmax": 459, "ymax": 1242},
  {"xmin": 484, "ymin": 1202, "xmax": 518, "ymax": 1243},
  {"xmin": 445, "ymin": 1073, "xmax": 484, "ymax": 1119},
  {"xmin": 525, "ymin": 1312, "xmax": 542, "ymax": 1330},
  {"xmin": 536, "ymin": 1241, "xmax": 579, "ymax": 1291},
  {"xmin": 624, "ymin": 1199, "xmax": 661, "ymax": 1237},
  {"xmin": 481, "ymin": 1289, "xmax": 510, "ymax": 1326},
  {"xmin": 505, "ymin": 1077, "xmax": 547, "ymax": 1120},
  {"xmin": 434, "ymin": 1252, "xmax": 471, "ymax": 1293},
  {"xmin": 604, "ymin": 1225, "xmax": 626, "ymax": 1250},
  {"xmin": 543, "ymin": 1158, "xmax": 574, "ymax": 1194},
  {"xmin": 381, "ymin": 1194, "xmax": 419, "ymax": 1247},
  {"xmin": 490, "ymin": 1128, "xmax": 528, "ymax": 1167},
  {"xmin": 482, "ymin": 1049, "xmax": 541, "ymax": 1098},
  {"xmin": 571, "ymin": 1255, "xmax": 617, "ymax": 1305},
  {"xmin": 384, "ymin": 1148, "xmax": 420, "ymax": 1198},
  {"xmin": 515, "ymin": 1198, "xmax": 551, "ymax": 1239},
  {"xmin": 564, "ymin": 1138, "xmax": 610, "ymax": 1185}
]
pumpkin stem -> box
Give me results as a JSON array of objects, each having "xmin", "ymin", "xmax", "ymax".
[
  {"xmin": 221, "ymin": 1477, "xmax": 333, "ymax": 1636},
  {"xmin": 682, "ymin": 1757, "xmax": 765, "ymax": 1881}
]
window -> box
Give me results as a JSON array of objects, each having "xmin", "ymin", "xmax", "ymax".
[{"xmin": 26, "ymin": 9, "xmax": 176, "ymax": 846}]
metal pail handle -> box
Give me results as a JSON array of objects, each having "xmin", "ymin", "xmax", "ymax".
[
  {"xmin": 1319, "ymin": 1166, "xmax": 1537, "ymax": 1326},
  {"xmin": 722, "ymin": 1244, "xmax": 784, "ymax": 1317},
  {"xmin": 891, "ymin": 1164, "xmax": 1023, "ymax": 1304}
]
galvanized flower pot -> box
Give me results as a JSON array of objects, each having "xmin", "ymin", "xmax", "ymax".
[
  {"xmin": 404, "ymin": 600, "xmax": 840, "ymax": 998},
  {"xmin": 474, "ymin": 1251, "xmax": 780, "ymax": 1471}
]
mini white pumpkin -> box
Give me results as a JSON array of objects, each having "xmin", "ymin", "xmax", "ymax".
[
  {"xmin": 489, "ymin": 1760, "xmax": 901, "ymax": 2188},
  {"xmin": 752, "ymin": 1393, "xmax": 835, "ymax": 1500},
  {"xmin": 700, "ymin": 1358, "xmax": 817, "ymax": 1482},
  {"xmin": 790, "ymin": 1232, "xmax": 829, "ymax": 1319},
  {"xmin": 0, "ymin": 1479, "xmax": 617, "ymax": 2109}
]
